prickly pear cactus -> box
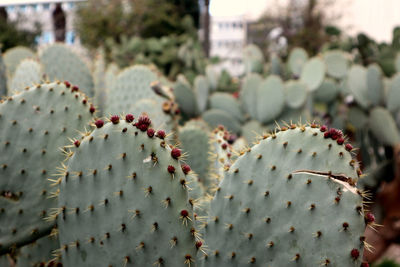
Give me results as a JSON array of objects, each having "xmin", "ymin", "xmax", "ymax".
[
  {"xmin": 288, "ymin": 47, "xmax": 308, "ymax": 77},
  {"xmin": 0, "ymin": 82, "xmax": 95, "ymax": 254},
  {"xmin": 202, "ymin": 125, "xmax": 367, "ymax": 267},
  {"xmin": 105, "ymin": 65, "xmax": 163, "ymax": 115},
  {"xmin": 3, "ymin": 47, "xmax": 36, "ymax": 77},
  {"xmin": 9, "ymin": 59, "xmax": 43, "ymax": 93},
  {"xmin": 39, "ymin": 44, "xmax": 94, "ymax": 96},
  {"xmin": 57, "ymin": 116, "xmax": 200, "ymax": 266}
]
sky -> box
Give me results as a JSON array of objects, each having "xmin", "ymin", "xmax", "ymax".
[{"xmin": 210, "ymin": 0, "xmax": 400, "ymax": 42}]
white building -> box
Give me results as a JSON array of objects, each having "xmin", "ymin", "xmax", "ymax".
[
  {"xmin": 210, "ymin": 15, "xmax": 247, "ymax": 76},
  {"xmin": 0, "ymin": 0, "xmax": 85, "ymax": 45}
]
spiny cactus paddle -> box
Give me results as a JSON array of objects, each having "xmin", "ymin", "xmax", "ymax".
[
  {"xmin": 57, "ymin": 115, "xmax": 200, "ymax": 266},
  {"xmin": 9, "ymin": 59, "xmax": 43, "ymax": 93},
  {"xmin": 0, "ymin": 81, "xmax": 95, "ymax": 254},
  {"xmin": 39, "ymin": 44, "xmax": 94, "ymax": 97},
  {"xmin": 201, "ymin": 125, "xmax": 369, "ymax": 267}
]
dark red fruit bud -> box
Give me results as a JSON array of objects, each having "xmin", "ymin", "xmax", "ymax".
[
  {"xmin": 95, "ymin": 120, "xmax": 104, "ymax": 128},
  {"xmin": 320, "ymin": 125, "xmax": 327, "ymax": 132},
  {"xmin": 324, "ymin": 132, "xmax": 330, "ymax": 138},
  {"xmin": 182, "ymin": 165, "xmax": 191, "ymax": 175},
  {"xmin": 64, "ymin": 81, "xmax": 71, "ymax": 88},
  {"xmin": 180, "ymin": 209, "xmax": 189, "ymax": 217},
  {"xmin": 71, "ymin": 85, "xmax": 79, "ymax": 92},
  {"xmin": 174, "ymin": 108, "xmax": 180, "ymax": 115},
  {"xmin": 167, "ymin": 165, "xmax": 175, "ymax": 174},
  {"xmin": 135, "ymin": 115, "xmax": 151, "ymax": 131},
  {"xmin": 125, "ymin": 114, "xmax": 134, "ymax": 123},
  {"xmin": 110, "ymin": 115, "xmax": 119, "ymax": 124},
  {"xmin": 74, "ymin": 140, "xmax": 80, "ymax": 147},
  {"xmin": 232, "ymin": 92, "xmax": 239, "ymax": 99},
  {"xmin": 156, "ymin": 130, "xmax": 166, "ymax": 139},
  {"xmin": 171, "ymin": 148, "xmax": 181, "ymax": 159},
  {"xmin": 221, "ymin": 143, "xmax": 228, "ymax": 150},
  {"xmin": 196, "ymin": 241, "xmax": 203, "ymax": 249},
  {"xmin": 361, "ymin": 262, "xmax": 369, "ymax": 267},
  {"xmin": 89, "ymin": 105, "xmax": 96, "ymax": 114},
  {"xmin": 345, "ymin": 144, "xmax": 353, "ymax": 151},
  {"xmin": 147, "ymin": 128, "xmax": 155, "ymax": 138},
  {"xmin": 350, "ymin": 249, "xmax": 359, "ymax": 260},
  {"xmin": 337, "ymin": 138, "xmax": 344, "ymax": 145},
  {"xmin": 228, "ymin": 134, "xmax": 237, "ymax": 144},
  {"xmin": 357, "ymin": 169, "xmax": 362, "ymax": 176},
  {"xmin": 218, "ymin": 125, "xmax": 225, "ymax": 131},
  {"xmin": 365, "ymin": 213, "xmax": 375, "ymax": 224}
]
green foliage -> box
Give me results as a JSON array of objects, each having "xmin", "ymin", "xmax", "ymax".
[{"xmin": 0, "ymin": 16, "xmax": 40, "ymax": 52}]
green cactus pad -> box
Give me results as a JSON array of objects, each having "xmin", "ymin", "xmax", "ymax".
[
  {"xmin": 369, "ymin": 107, "xmax": 400, "ymax": 146},
  {"xmin": 201, "ymin": 126, "xmax": 366, "ymax": 267},
  {"xmin": 256, "ymin": 75, "xmax": 285, "ymax": 124},
  {"xmin": 323, "ymin": 50, "xmax": 349, "ymax": 79},
  {"xmin": 39, "ymin": 44, "xmax": 94, "ymax": 96},
  {"xmin": 240, "ymin": 73, "xmax": 262, "ymax": 120},
  {"xmin": 178, "ymin": 124, "xmax": 211, "ymax": 189},
  {"xmin": 386, "ymin": 73, "xmax": 400, "ymax": 113},
  {"xmin": 15, "ymin": 234, "xmax": 60, "ymax": 266},
  {"xmin": 93, "ymin": 50, "xmax": 107, "ymax": 116},
  {"xmin": 243, "ymin": 44, "xmax": 264, "ymax": 74},
  {"xmin": 288, "ymin": 47, "xmax": 308, "ymax": 77},
  {"xmin": 210, "ymin": 92, "xmax": 244, "ymax": 123},
  {"xmin": 206, "ymin": 65, "xmax": 219, "ymax": 91},
  {"xmin": 203, "ymin": 109, "xmax": 241, "ymax": 135},
  {"xmin": 348, "ymin": 107, "xmax": 368, "ymax": 130},
  {"xmin": 9, "ymin": 59, "xmax": 43, "ymax": 93},
  {"xmin": 58, "ymin": 119, "xmax": 198, "ymax": 266},
  {"xmin": 105, "ymin": 63, "xmax": 119, "ymax": 91},
  {"xmin": 366, "ymin": 64, "xmax": 383, "ymax": 106},
  {"xmin": 105, "ymin": 65, "xmax": 162, "ymax": 114},
  {"xmin": 270, "ymin": 54, "xmax": 283, "ymax": 76},
  {"xmin": 194, "ymin": 75, "xmax": 210, "ymax": 113},
  {"xmin": 174, "ymin": 76, "xmax": 199, "ymax": 118},
  {"xmin": 3, "ymin": 47, "xmax": 36, "ymax": 77},
  {"xmin": 300, "ymin": 57, "xmax": 326, "ymax": 91},
  {"xmin": 314, "ymin": 78, "xmax": 340, "ymax": 103},
  {"xmin": 284, "ymin": 80, "xmax": 308, "ymax": 109},
  {"xmin": 347, "ymin": 65, "xmax": 369, "ymax": 109},
  {"xmin": 0, "ymin": 82, "xmax": 94, "ymax": 254}
]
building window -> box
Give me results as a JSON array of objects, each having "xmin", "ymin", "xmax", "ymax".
[
  {"xmin": 66, "ymin": 31, "xmax": 76, "ymax": 44},
  {"xmin": 43, "ymin": 4, "xmax": 50, "ymax": 10}
]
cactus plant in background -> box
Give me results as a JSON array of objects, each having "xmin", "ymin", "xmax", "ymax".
[
  {"xmin": 9, "ymin": 59, "xmax": 43, "ymax": 93},
  {"xmin": 3, "ymin": 47, "xmax": 36, "ymax": 77},
  {"xmin": 0, "ymin": 81, "xmax": 95, "ymax": 255},
  {"xmin": 39, "ymin": 44, "xmax": 94, "ymax": 96},
  {"xmin": 0, "ymin": 53, "xmax": 7, "ymax": 97}
]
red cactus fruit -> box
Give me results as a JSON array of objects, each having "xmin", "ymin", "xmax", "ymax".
[
  {"xmin": 125, "ymin": 114, "xmax": 134, "ymax": 123},
  {"xmin": 147, "ymin": 128, "xmax": 155, "ymax": 138},
  {"xmin": 350, "ymin": 248, "xmax": 359, "ymax": 260},
  {"xmin": 221, "ymin": 143, "xmax": 228, "ymax": 150},
  {"xmin": 365, "ymin": 213, "xmax": 375, "ymax": 224},
  {"xmin": 74, "ymin": 140, "xmax": 80, "ymax": 147},
  {"xmin": 110, "ymin": 115, "xmax": 119, "ymax": 124},
  {"xmin": 89, "ymin": 105, "xmax": 95, "ymax": 114},
  {"xmin": 95, "ymin": 120, "xmax": 104, "ymax": 128},
  {"xmin": 320, "ymin": 125, "xmax": 327, "ymax": 132},
  {"xmin": 180, "ymin": 209, "xmax": 189, "ymax": 217},
  {"xmin": 167, "ymin": 165, "xmax": 175, "ymax": 174},
  {"xmin": 71, "ymin": 85, "xmax": 79, "ymax": 92},
  {"xmin": 337, "ymin": 138, "xmax": 344, "ymax": 145},
  {"xmin": 361, "ymin": 262, "xmax": 369, "ymax": 267},
  {"xmin": 182, "ymin": 164, "xmax": 191, "ymax": 175},
  {"xmin": 345, "ymin": 143, "xmax": 353, "ymax": 151},
  {"xmin": 135, "ymin": 115, "xmax": 151, "ymax": 131},
  {"xmin": 64, "ymin": 81, "xmax": 71, "ymax": 88},
  {"xmin": 195, "ymin": 241, "xmax": 203, "ymax": 249},
  {"xmin": 156, "ymin": 130, "xmax": 166, "ymax": 139},
  {"xmin": 171, "ymin": 148, "xmax": 181, "ymax": 159}
]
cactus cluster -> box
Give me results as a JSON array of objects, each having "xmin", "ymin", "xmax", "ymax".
[{"xmin": 1, "ymin": 39, "xmax": 396, "ymax": 266}]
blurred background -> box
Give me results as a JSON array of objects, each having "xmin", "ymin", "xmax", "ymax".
[{"xmin": 2, "ymin": 1, "xmax": 400, "ymax": 266}]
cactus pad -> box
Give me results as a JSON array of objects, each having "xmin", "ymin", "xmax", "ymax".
[
  {"xmin": 256, "ymin": 75, "xmax": 285, "ymax": 124},
  {"xmin": 9, "ymin": 59, "xmax": 43, "ymax": 93},
  {"xmin": 39, "ymin": 44, "xmax": 94, "ymax": 96},
  {"xmin": 202, "ymin": 126, "xmax": 366, "ymax": 267},
  {"xmin": 58, "ymin": 118, "xmax": 198, "ymax": 266},
  {"xmin": 0, "ymin": 82, "xmax": 94, "ymax": 254},
  {"xmin": 300, "ymin": 57, "xmax": 325, "ymax": 91}
]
